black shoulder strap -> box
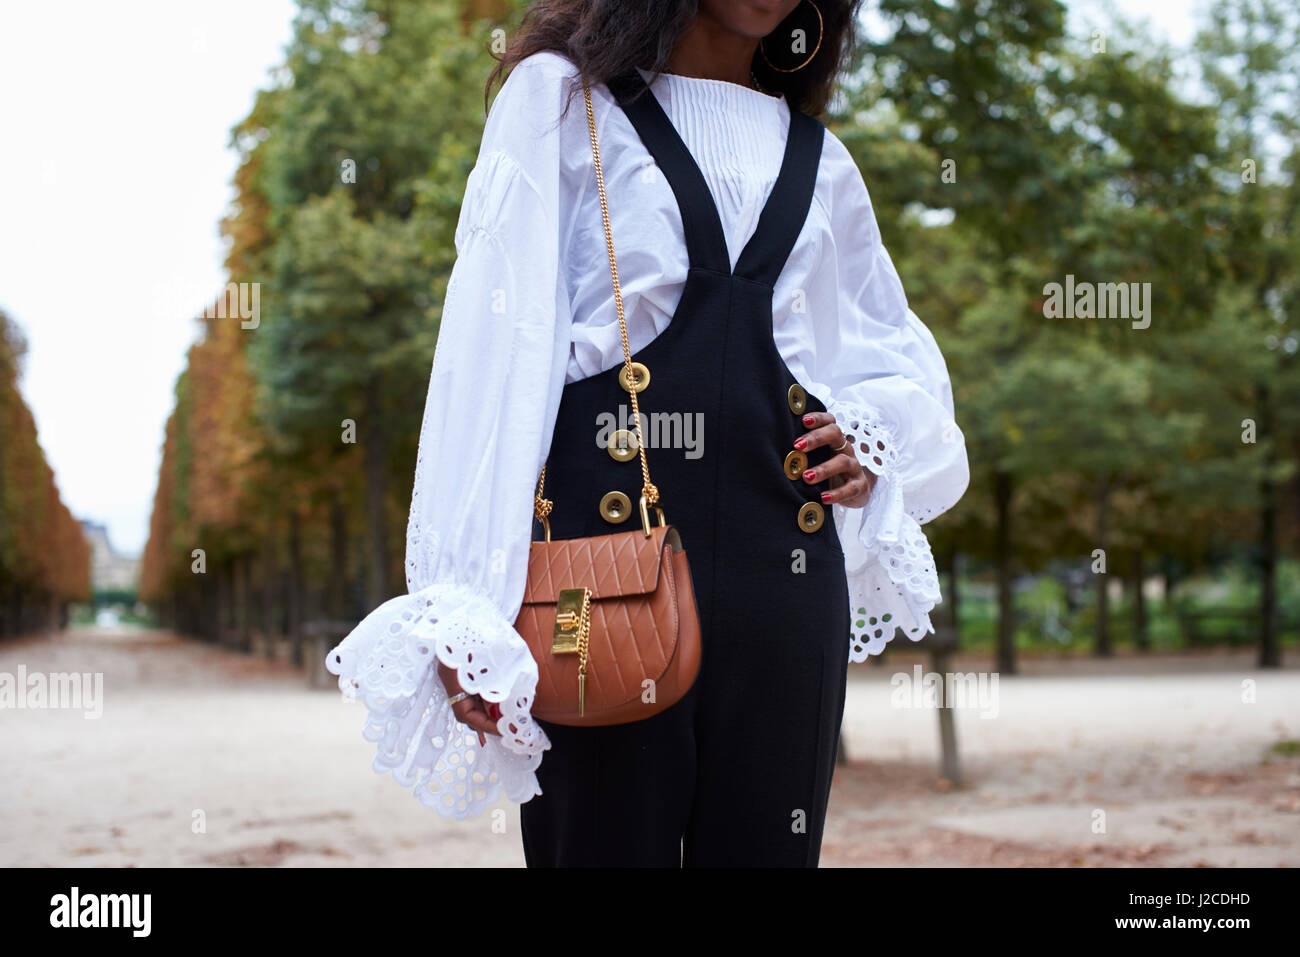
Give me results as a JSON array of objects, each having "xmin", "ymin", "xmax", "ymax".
[
  {"xmin": 606, "ymin": 69, "xmax": 732, "ymax": 274},
  {"xmin": 733, "ymin": 109, "xmax": 825, "ymax": 287}
]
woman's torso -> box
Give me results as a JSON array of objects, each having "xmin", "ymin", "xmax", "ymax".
[{"xmin": 539, "ymin": 64, "xmax": 849, "ymax": 654}]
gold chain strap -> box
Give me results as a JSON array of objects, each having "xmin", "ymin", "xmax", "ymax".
[
  {"xmin": 575, "ymin": 586, "xmax": 592, "ymax": 715},
  {"xmin": 533, "ymin": 78, "xmax": 661, "ymax": 536}
]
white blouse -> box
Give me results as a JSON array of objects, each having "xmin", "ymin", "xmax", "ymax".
[{"xmin": 326, "ymin": 51, "xmax": 970, "ymax": 818}]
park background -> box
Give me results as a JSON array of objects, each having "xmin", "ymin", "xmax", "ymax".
[{"xmin": 1, "ymin": 0, "xmax": 1298, "ymax": 866}]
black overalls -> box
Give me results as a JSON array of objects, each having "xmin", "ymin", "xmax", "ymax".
[{"xmin": 519, "ymin": 70, "xmax": 850, "ymax": 867}]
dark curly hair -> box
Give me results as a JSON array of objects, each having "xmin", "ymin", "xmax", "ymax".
[{"xmin": 485, "ymin": 0, "xmax": 861, "ymax": 118}]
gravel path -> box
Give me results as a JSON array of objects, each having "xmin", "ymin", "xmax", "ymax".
[{"xmin": 2, "ymin": 627, "xmax": 1296, "ymax": 867}]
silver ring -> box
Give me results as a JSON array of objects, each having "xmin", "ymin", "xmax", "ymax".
[
  {"xmin": 447, "ymin": 691, "xmax": 470, "ymax": 706},
  {"xmin": 833, "ymin": 435, "xmax": 849, "ymax": 453}
]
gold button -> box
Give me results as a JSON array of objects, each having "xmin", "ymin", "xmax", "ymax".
[
  {"xmin": 607, "ymin": 429, "xmax": 639, "ymax": 462},
  {"xmin": 783, "ymin": 449, "xmax": 808, "ymax": 480},
  {"xmin": 787, "ymin": 383, "xmax": 807, "ymax": 415},
  {"xmin": 599, "ymin": 491, "xmax": 632, "ymax": 523},
  {"xmin": 618, "ymin": 362, "xmax": 650, "ymax": 393},
  {"xmin": 797, "ymin": 501, "xmax": 824, "ymax": 533}
]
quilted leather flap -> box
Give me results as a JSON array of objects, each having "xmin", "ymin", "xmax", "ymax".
[{"xmin": 520, "ymin": 525, "xmax": 674, "ymax": 604}]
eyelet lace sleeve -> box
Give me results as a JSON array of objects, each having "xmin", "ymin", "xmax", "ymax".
[
  {"xmin": 323, "ymin": 52, "xmax": 583, "ymax": 817},
  {"xmin": 829, "ymin": 400, "xmax": 946, "ymax": 660},
  {"xmin": 325, "ymin": 583, "xmax": 546, "ymax": 817}
]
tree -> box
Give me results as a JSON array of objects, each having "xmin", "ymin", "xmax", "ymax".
[{"xmin": 1194, "ymin": 0, "xmax": 1300, "ymax": 667}]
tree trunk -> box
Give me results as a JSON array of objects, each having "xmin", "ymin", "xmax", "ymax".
[
  {"xmin": 329, "ymin": 490, "xmax": 348, "ymax": 621},
  {"xmin": 288, "ymin": 508, "xmax": 304, "ymax": 667},
  {"xmin": 994, "ymin": 471, "xmax": 1016, "ymax": 674},
  {"xmin": 260, "ymin": 546, "xmax": 276, "ymax": 658},
  {"xmin": 238, "ymin": 551, "xmax": 253, "ymax": 652},
  {"xmin": 218, "ymin": 561, "xmax": 234, "ymax": 646},
  {"xmin": 1131, "ymin": 550, "xmax": 1148, "ymax": 652},
  {"xmin": 1258, "ymin": 387, "xmax": 1279, "ymax": 668},
  {"xmin": 363, "ymin": 377, "xmax": 391, "ymax": 609},
  {"xmin": 1094, "ymin": 480, "xmax": 1111, "ymax": 658},
  {"xmin": 945, "ymin": 548, "xmax": 961, "ymax": 645}
]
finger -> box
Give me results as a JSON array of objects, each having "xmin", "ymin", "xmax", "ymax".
[
  {"xmin": 451, "ymin": 694, "xmax": 487, "ymax": 723},
  {"xmin": 845, "ymin": 471, "xmax": 878, "ymax": 507},
  {"xmin": 450, "ymin": 698, "xmax": 477, "ymax": 725},
  {"xmin": 454, "ymin": 706, "xmax": 494, "ymax": 736},
  {"xmin": 795, "ymin": 411, "xmax": 838, "ymax": 452},
  {"xmin": 799, "ymin": 411, "xmax": 835, "ymax": 431},
  {"xmin": 802, "ymin": 452, "xmax": 860, "ymax": 484},
  {"xmin": 478, "ymin": 731, "xmax": 487, "ymax": 747},
  {"xmin": 821, "ymin": 473, "xmax": 871, "ymax": 506},
  {"xmin": 460, "ymin": 701, "xmax": 501, "ymax": 736},
  {"xmin": 795, "ymin": 423, "xmax": 847, "ymax": 453},
  {"xmin": 465, "ymin": 714, "xmax": 499, "ymax": 735},
  {"xmin": 443, "ymin": 672, "xmax": 501, "ymax": 735}
]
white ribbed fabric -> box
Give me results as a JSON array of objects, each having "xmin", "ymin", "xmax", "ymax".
[
  {"xmin": 640, "ymin": 68, "xmax": 791, "ymax": 270},
  {"xmin": 325, "ymin": 51, "xmax": 971, "ymax": 817}
]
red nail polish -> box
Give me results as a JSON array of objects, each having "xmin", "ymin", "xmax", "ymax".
[
  {"xmin": 803, "ymin": 470, "xmax": 816, "ymax": 481},
  {"xmin": 821, "ymin": 492, "xmax": 832, "ymax": 503},
  {"xmin": 794, "ymin": 438, "xmax": 807, "ymax": 450},
  {"xmin": 803, "ymin": 414, "xmax": 815, "ymax": 426}
]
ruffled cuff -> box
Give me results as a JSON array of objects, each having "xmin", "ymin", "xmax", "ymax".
[
  {"xmin": 837, "ymin": 405, "xmax": 904, "ymax": 547},
  {"xmin": 324, "ymin": 582, "xmax": 550, "ymax": 818},
  {"xmin": 829, "ymin": 401, "xmax": 943, "ymax": 662}
]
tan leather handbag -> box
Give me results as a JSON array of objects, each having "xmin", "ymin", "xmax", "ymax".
[{"xmin": 511, "ymin": 80, "xmax": 702, "ymax": 727}]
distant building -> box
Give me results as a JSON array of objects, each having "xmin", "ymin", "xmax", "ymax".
[{"xmin": 80, "ymin": 521, "xmax": 139, "ymax": 592}]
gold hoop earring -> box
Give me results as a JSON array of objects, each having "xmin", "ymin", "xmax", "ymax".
[{"xmin": 759, "ymin": 0, "xmax": 824, "ymax": 73}]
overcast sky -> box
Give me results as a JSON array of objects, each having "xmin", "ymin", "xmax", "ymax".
[{"xmin": 0, "ymin": 0, "xmax": 1204, "ymax": 558}]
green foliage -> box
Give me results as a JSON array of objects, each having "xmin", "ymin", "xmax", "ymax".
[
  {"xmin": 837, "ymin": 0, "xmax": 1298, "ymax": 586},
  {"xmin": 244, "ymin": 0, "xmax": 495, "ymax": 453}
]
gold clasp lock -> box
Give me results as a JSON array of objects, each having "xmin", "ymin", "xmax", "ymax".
[
  {"xmin": 551, "ymin": 587, "xmax": 591, "ymax": 654},
  {"xmin": 638, "ymin": 494, "xmax": 666, "ymax": 537}
]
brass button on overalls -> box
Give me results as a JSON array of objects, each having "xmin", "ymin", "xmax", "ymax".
[
  {"xmin": 797, "ymin": 501, "xmax": 824, "ymax": 532},
  {"xmin": 607, "ymin": 429, "xmax": 639, "ymax": 462},
  {"xmin": 787, "ymin": 383, "xmax": 807, "ymax": 415},
  {"xmin": 783, "ymin": 449, "xmax": 807, "ymax": 480},
  {"xmin": 599, "ymin": 491, "xmax": 632, "ymax": 523}
]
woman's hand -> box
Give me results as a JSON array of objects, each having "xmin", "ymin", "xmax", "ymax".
[
  {"xmin": 795, "ymin": 411, "xmax": 876, "ymax": 509},
  {"xmin": 436, "ymin": 660, "xmax": 501, "ymax": 746}
]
